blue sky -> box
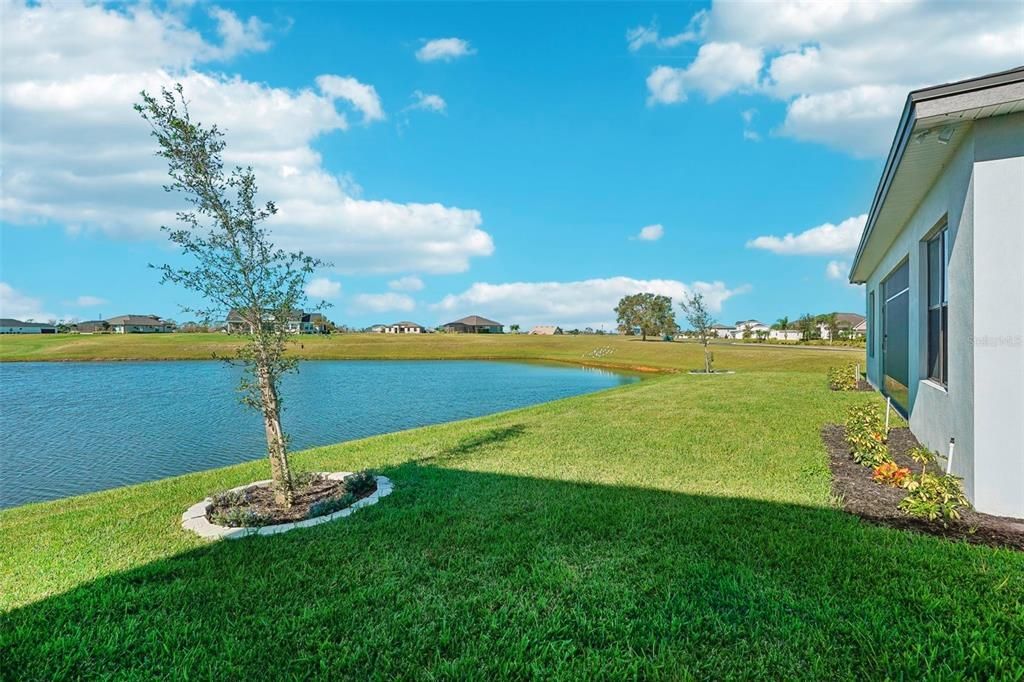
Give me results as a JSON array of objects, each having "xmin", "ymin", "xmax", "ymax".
[{"xmin": 2, "ymin": 1, "xmax": 1021, "ymax": 329}]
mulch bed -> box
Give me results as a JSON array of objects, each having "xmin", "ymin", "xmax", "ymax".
[
  {"xmin": 824, "ymin": 425, "xmax": 1024, "ymax": 551},
  {"xmin": 206, "ymin": 476, "xmax": 377, "ymax": 526}
]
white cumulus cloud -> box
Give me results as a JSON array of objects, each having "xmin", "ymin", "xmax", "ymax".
[
  {"xmin": 388, "ymin": 276, "xmax": 424, "ymax": 292},
  {"xmin": 633, "ymin": 224, "xmax": 664, "ymax": 241},
  {"xmin": 639, "ymin": 1, "xmax": 1024, "ymax": 155},
  {"xmin": 416, "ymin": 37, "xmax": 475, "ymax": 62},
  {"xmin": 0, "ymin": 282, "xmax": 56, "ymax": 322},
  {"xmin": 747, "ymin": 214, "xmax": 866, "ymax": 256},
  {"xmin": 408, "ymin": 90, "xmax": 447, "ymax": 114},
  {"xmin": 825, "ymin": 260, "xmax": 849, "ymax": 280},
  {"xmin": 71, "ymin": 295, "xmax": 108, "ymax": 307},
  {"xmin": 305, "ymin": 277, "xmax": 342, "ymax": 300},
  {"xmin": 0, "ymin": 1, "xmax": 493, "ymax": 275},
  {"xmin": 432, "ymin": 276, "xmax": 749, "ymax": 329},
  {"xmin": 351, "ymin": 292, "xmax": 416, "ymax": 313},
  {"xmin": 315, "ymin": 75, "xmax": 385, "ymax": 123},
  {"xmin": 626, "ymin": 14, "xmax": 706, "ymax": 52}
]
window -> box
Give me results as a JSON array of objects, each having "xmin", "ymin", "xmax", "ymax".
[
  {"xmin": 926, "ymin": 227, "xmax": 949, "ymax": 385},
  {"xmin": 868, "ymin": 290, "xmax": 875, "ymax": 358}
]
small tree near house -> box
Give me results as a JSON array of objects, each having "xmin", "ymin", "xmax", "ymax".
[
  {"xmin": 136, "ymin": 85, "xmax": 326, "ymax": 506},
  {"xmin": 680, "ymin": 293, "xmax": 715, "ymax": 373}
]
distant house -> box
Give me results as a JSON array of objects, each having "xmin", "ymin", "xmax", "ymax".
[
  {"xmin": 818, "ymin": 312, "xmax": 867, "ymax": 339},
  {"xmin": 75, "ymin": 320, "xmax": 109, "ymax": 334},
  {"xmin": 442, "ymin": 315, "xmax": 504, "ymax": 334},
  {"xmin": 0, "ymin": 318, "xmax": 57, "ymax": 334},
  {"xmin": 385, "ymin": 321, "xmax": 425, "ymax": 334},
  {"xmin": 731, "ymin": 320, "xmax": 770, "ymax": 339},
  {"xmin": 769, "ymin": 328, "xmax": 802, "ymax": 342},
  {"xmin": 226, "ymin": 309, "xmax": 326, "ymax": 334},
  {"xmin": 529, "ymin": 325, "xmax": 562, "ymax": 335},
  {"xmin": 710, "ymin": 323, "xmax": 734, "ymax": 339},
  {"xmin": 367, "ymin": 324, "xmax": 388, "ymax": 333},
  {"xmin": 106, "ymin": 315, "xmax": 173, "ymax": 334}
]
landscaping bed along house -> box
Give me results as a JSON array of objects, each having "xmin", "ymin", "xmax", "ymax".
[{"xmin": 822, "ymin": 369, "xmax": 1024, "ymax": 551}]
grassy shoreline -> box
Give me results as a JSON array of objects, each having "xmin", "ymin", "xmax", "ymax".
[{"xmin": 3, "ymin": 339, "xmax": 1021, "ymax": 678}]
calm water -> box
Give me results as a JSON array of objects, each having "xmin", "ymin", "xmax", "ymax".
[{"xmin": 0, "ymin": 360, "xmax": 637, "ymax": 508}]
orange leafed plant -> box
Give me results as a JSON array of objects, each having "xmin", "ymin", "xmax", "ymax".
[{"xmin": 872, "ymin": 461, "xmax": 910, "ymax": 487}]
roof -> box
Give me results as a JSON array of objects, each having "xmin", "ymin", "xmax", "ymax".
[
  {"xmin": 710, "ymin": 323, "xmax": 733, "ymax": 329},
  {"xmin": 107, "ymin": 315, "xmax": 166, "ymax": 325},
  {"xmin": 0, "ymin": 318, "xmax": 54, "ymax": 327},
  {"xmin": 391, "ymin": 320, "xmax": 424, "ymax": 327},
  {"xmin": 833, "ymin": 312, "xmax": 866, "ymax": 327},
  {"xmin": 734, "ymin": 320, "xmax": 767, "ymax": 327},
  {"xmin": 850, "ymin": 66, "xmax": 1024, "ymax": 283},
  {"xmin": 445, "ymin": 315, "xmax": 502, "ymax": 327},
  {"xmin": 529, "ymin": 325, "xmax": 561, "ymax": 334}
]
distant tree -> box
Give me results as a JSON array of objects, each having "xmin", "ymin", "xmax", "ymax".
[
  {"xmin": 741, "ymin": 323, "xmax": 754, "ymax": 340},
  {"xmin": 680, "ymin": 293, "xmax": 716, "ymax": 373},
  {"xmin": 755, "ymin": 328, "xmax": 768, "ymax": 342},
  {"xmin": 614, "ymin": 293, "xmax": 677, "ymax": 341},
  {"xmin": 136, "ymin": 84, "xmax": 327, "ymax": 507},
  {"xmin": 510, "ymin": 324, "xmax": 520, "ymax": 333},
  {"xmin": 774, "ymin": 316, "xmax": 790, "ymax": 332},
  {"xmin": 822, "ymin": 312, "xmax": 839, "ymax": 344}
]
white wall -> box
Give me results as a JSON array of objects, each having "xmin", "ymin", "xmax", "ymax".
[{"xmin": 971, "ymin": 114, "xmax": 1024, "ymax": 518}]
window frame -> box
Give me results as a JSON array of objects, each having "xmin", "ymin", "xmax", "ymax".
[
  {"xmin": 925, "ymin": 223, "xmax": 949, "ymax": 387},
  {"xmin": 868, "ymin": 290, "xmax": 875, "ymax": 358}
]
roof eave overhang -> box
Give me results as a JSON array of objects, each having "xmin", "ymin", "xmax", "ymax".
[{"xmin": 849, "ymin": 66, "xmax": 1024, "ymax": 284}]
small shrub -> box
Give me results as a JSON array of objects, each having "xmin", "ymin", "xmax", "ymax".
[
  {"xmin": 212, "ymin": 489, "xmax": 247, "ymax": 507},
  {"xmin": 844, "ymin": 402, "xmax": 890, "ymax": 467},
  {"xmin": 872, "ymin": 461, "xmax": 910, "ymax": 487},
  {"xmin": 211, "ymin": 506, "xmax": 268, "ymax": 527},
  {"xmin": 308, "ymin": 493, "xmax": 356, "ymax": 519},
  {"xmin": 899, "ymin": 472, "xmax": 971, "ymax": 524},
  {"xmin": 828, "ymin": 364, "xmax": 858, "ymax": 391},
  {"xmin": 344, "ymin": 470, "xmax": 376, "ymax": 496},
  {"xmin": 293, "ymin": 471, "xmax": 325, "ymax": 489}
]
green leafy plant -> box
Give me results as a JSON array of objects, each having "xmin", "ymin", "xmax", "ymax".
[
  {"xmin": 898, "ymin": 446, "xmax": 970, "ymax": 524},
  {"xmin": 344, "ymin": 471, "xmax": 377, "ymax": 497},
  {"xmin": 844, "ymin": 403, "xmax": 890, "ymax": 467},
  {"xmin": 212, "ymin": 489, "xmax": 248, "ymax": 508},
  {"xmin": 828, "ymin": 364, "xmax": 858, "ymax": 391},
  {"xmin": 211, "ymin": 506, "xmax": 268, "ymax": 528},
  {"xmin": 308, "ymin": 493, "xmax": 356, "ymax": 519}
]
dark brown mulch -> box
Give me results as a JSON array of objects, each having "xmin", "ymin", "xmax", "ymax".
[
  {"xmin": 206, "ymin": 475, "xmax": 377, "ymax": 527},
  {"xmin": 824, "ymin": 425, "xmax": 1024, "ymax": 551}
]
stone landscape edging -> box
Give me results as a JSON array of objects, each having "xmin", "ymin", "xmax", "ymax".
[{"xmin": 181, "ymin": 472, "xmax": 393, "ymax": 540}]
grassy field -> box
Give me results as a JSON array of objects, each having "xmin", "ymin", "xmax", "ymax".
[
  {"xmin": 0, "ymin": 331, "xmax": 860, "ymax": 372},
  {"xmin": 2, "ymin": 338, "xmax": 1022, "ymax": 679}
]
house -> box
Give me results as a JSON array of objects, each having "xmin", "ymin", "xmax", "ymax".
[
  {"xmin": 710, "ymin": 323, "xmax": 734, "ymax": 339},
  {"xmin": 849, "ymin": 67, "xmax": 1024, "ymax": 518},
  {"xmin": 529, "ymin": 325, "xmax": 563, "ymax": 335},
  {"xmin": 817, "ymin": 312, "xmax": 867, "ymax": 339},
  {"xmin": 769, "ymin": 328, "xmax": 802, "ymax": 341},
  {"xmin": 442, "ymin": 315, "xmax": 504, "ymax": 334},
  {"xmin": 731, "ymin": 320, "xmax": 770, "ymax": 339},
  {"xmin": 226, "ymin": 309, "xmax": 326, "ymax": 334},
  {"xmin": 367, "ymin": 324, "xmax": 388, "ymax": 333},
  {"xmin": 0, "ymin": 318, "xmax": 56, "ymax": 334},
  {"xmin": 75, "ymin": 320, "xmax": 109, "ymax": 334},
  {"xmin": 385, "ymin": 321, "xmax": 425, "ymax": 334},
  {"xmin": 106, "ymin": 315, "xmax": 173, "ymax": 334}
]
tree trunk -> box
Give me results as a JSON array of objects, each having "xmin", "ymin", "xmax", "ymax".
[
  {"xmin": 257, "ymin": 362, "xmax": 293, "ymax": 506},
  {"xmin": 703, "ymin": 338, "xmax": 711, "ymax": 373}
]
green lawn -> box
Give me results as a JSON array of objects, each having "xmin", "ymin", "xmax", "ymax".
[{"xmin": 1, "ymin": 341, "xmax": 1021, "ymax": 679}]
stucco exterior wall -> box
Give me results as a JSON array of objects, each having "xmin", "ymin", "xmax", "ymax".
[
  {"xmin": 971, "ymin": 114, "xmax": 1024, "ymax": 517},
  {"xmin": 863, "ymin": 112, "xmax": 1024, "ymax": 517}
]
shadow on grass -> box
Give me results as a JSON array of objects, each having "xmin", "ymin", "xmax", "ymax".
[{"xmin": 2, "ymin": 465, "xmax": 1021, "ymax": 679}]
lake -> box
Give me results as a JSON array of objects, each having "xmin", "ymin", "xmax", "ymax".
[{"xmin": 0, "ymin": 360, "xmax": 637, "ymax": 508}]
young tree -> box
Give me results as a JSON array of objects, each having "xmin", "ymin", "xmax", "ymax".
[
  {"xmin": 774, "ymin": 316, "xmax": 790, "ymax": 334},
  {"xmin": 614, "ymin": 293, "xmax": 677, "ymax": 341},
  {"xmin": 510, "ymin": 324, "xmax": 520, "ymax": 333},
  {"xmin": 796, "ymin": 313, "xmax": 817, "ymax": 341},
  {"xmin": 680, "ymin": 293, "xmax": 716, "ymax": 373},
  {"xmin": 136, "ymin": 85, "xmax": 325, "ymax": 506},
  {"xmin": 822, "ymin": 312, "xmax": 839, "ymax": 344}
]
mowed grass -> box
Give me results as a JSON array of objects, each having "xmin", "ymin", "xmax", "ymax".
[
  {"xmin": 1, "ymin": 331, "xmax": 858, "ymax": 373},
  {"xmin": 1, "ymin": 341, "xmax": 1022, "ymax": 679}
]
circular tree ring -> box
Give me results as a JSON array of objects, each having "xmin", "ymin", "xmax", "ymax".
[{"xmin": 181, "ymin": 472, "xmax": 393, "ymax": 540}]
